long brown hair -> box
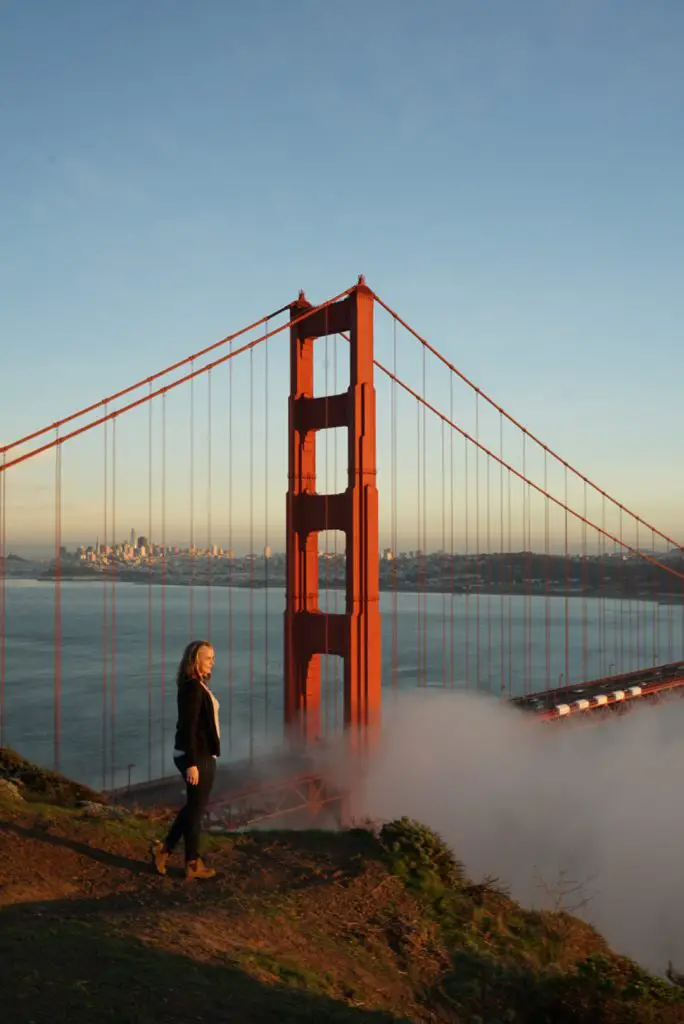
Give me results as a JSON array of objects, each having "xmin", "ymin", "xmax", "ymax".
[{"xmin": 176, "ymin": 639, "xmax": 212, "ymax": 687}]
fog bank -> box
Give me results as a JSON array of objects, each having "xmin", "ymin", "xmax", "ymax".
[{"xmin": 356, "ymin": 690, "xmax": 684, "ymax": 973}]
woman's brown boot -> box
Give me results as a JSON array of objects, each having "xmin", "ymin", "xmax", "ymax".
[
  {"xmin": 185, "ymin": 857, "xmax": 216, "ymax": 881},
  {"xmin": 149, "ymin": 840, "xmax": 170, "ymax": 876}
]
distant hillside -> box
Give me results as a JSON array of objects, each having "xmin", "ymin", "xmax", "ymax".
[{"xmin": 1, "ymin": 746, "xmax": 683, "ymax": 1022}]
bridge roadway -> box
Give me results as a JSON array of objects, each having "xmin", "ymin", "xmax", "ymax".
[
  {"xmin": 511, "ymin": 659, "xmax": 684, "ymax": 723},
  {"xmin": 113, "ymin": 748, "xmax": 350, "ymax": 831}
]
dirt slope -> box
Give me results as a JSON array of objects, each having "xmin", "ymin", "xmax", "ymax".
[{"xmin": 1, "ymin": 747, "xmax": 683, "ymax": 1023}]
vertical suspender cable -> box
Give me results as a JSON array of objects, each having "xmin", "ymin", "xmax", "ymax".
[
  {"xmin": 600, "ymin": 496, "xmax": 607, "ymax": 678},
  {"xmin": 110, "ymin": 417, "xmax": 117, "ymax": 789},
  {"xmin": 525, "ymin": 442, "xmax": 533, "ymax": 693},
  {"xmin": 667, "ymin": 544, "xmax": 671, "ymax": 663},
  {"xmin": 544, "ymin": 451, "xmax": 551, "ymax": 690},
  {"xmin": 667, "ymin": 540, "xmax": 674, "ymax": 663},
  {"xmin": 596, "ymin": 505, "xmax": 602, "ymax": 678},
  {"xmin": 627, "ymin": 520, "xmax": 634, "ymax": 672},
  {"xmin": 161, "ymin": 392, "xmax": 167, "ymax": 777},
  {"xmin": 507, "ymin": 465, "xmax": 513, "ymax": 695},
  {"xmin": 422, "ymin": 343, "xmax": 427, "ymax": 683},
  {"xmin": 681, "ymin": 564, "xmax": 684, "ymax": 664},
  {"xmin": 582, "ymin": 483, "xmax": 588, "ymax": 681},
  {"xmin": 522, "ymin": 433, "xmax": 528, "ymax": 693},
  {"xmin": 249, "ymin": 343, "xmax": 254, "ymax": 759},
  {"xmin": 619, "ymin": 509, "xmax": 625, "ymax": 673},
  {"xmin": 324, "ymin": 317, "xmax": 330, "ymax": 735},
  {"xmin": 530, "ymin": 478, "xmax": 534, "ymax": 689},
  {"xmin": 102, "ymin": 411, "xmax": 108, "ymax": 789},
  {"xmin": 464, "ymin": 437, "xmax": 470, "ymax": 687},
  {"xmin": 416, "ymin": 396, "xmax": 421, "ymax": 687},
  {"xmin": 441, "ymin": 418, "xmax": 446, "ymax": 686},
  {"xmin": 264, "ymin": 318, "xmax": 270, "ymax": 738},
  {"xmin": 652, "ymin": 528, "xmax": 658, "ymax": 667},
  {"xmin": 228, "ymin": 339, "xmax": 234, "ymax": 754},
  {"xmin": 54, "ymin": 432, "xmax": 62, "ymax": 771},
  {"xmin": 334, "ymin": 327, "xmax": 340, "ymax": 729},
  {"xmin": 611, "ymin": 502, "xmax": 618, "ymax": 676},
  {"xmin": 189, "ymin": 362, "xmax": 195, "ymax": 638},
  {"xmin": 564, "ymin": 465, "xmax": 569, "ymax": 688},
  {"xmin": 0, "ymin": 453, "xmax": 6, "ymax": 748},
  {"xmin": 499, "ymin": 415, "xmax": 505, "ymax": 696},
  {"xmin": 635, "ymin": 521, "xmax": 641, "ymax": 669},
  {"xmin": 391, "ymin": 317, "xmax": 398, "ymax": 697},
  {"xmin": 486, "ymin": 454, "xmax": 492, "ymax": 691},
  {"xmin": 449, "ymin": 375, "xmax": 455, "ymax": 689},
  {"xmin": 147, "ymin": 386, "xmax": 153, "ymax": 781},
  {"xmin": 207, "ymin": 370, "xmax": 213, "ymax": 641},
  {"xmin": 475, "ymin": 395, "xmax": 480, "ymax": 688},
  {"xmin": 602, "ymin": 493, "xmax": 610, "ymax": 671}
]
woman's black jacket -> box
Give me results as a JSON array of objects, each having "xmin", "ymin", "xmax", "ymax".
[{"xmin": 173, "ymin": 677, "xmax": 220, "ymax": 765}]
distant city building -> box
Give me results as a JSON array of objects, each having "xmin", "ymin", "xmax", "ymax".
[
  {"xmin": 129, "ymin": 528, "xmax": 136, "ymax": 548},
  {"xmin": 383, "ymin": 548, "xmax": 393, "ymax": 561},
  {"xmin": 137, "ymin": 536, "xmax": 148, "ymax": 550},
  {"xmin": 264, "ymin": 546, "xmax": 271, "ymax": 559}
]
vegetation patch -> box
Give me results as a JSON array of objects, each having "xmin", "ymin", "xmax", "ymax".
[
  {"xmin": 378, "ymin": 817, "xmax": 684, "ymax": 1021},
  {"xmin": 0, "ymin": 747, "xmax": 103, "ymax": 806}
]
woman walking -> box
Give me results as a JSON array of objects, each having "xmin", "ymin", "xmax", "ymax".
[{"xmin": 150, "ymin": 639, "xmax": 220, "ymax": 880}]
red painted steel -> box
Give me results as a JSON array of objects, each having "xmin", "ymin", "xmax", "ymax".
[
  {"xmin": 536, "ymin": 676, "xmax": 684, "ymax": 723},
  {"xmin": 284, "ymin": 278, "xmax": 382, "ymax": 750},
  {"xmin": 206, "ymin": 772, "xmax": 348, "ymax": 830}
]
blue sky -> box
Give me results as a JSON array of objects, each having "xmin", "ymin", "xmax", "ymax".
[{"xmin": 1, "ymin": 0, "xmax": 683, "ymax": 550}]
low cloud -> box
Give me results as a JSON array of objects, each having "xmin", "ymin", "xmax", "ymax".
[{"xmin": 350, "ymin": 689, "xmax": 684, "ymax": 974}]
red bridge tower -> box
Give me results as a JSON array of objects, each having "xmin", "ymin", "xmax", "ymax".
[{"xmin": 284, "ymin": 277, "xmax": 381, "ymax": 749}]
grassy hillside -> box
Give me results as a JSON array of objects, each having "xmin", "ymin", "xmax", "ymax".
[{"xmin": 1, "ymin": 746, "xmax": 683, "ymax": 1023}]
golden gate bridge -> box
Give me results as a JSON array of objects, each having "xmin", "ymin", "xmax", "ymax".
[{"xmin": 1, "ymin": 277, "xmax": 683, "ymax": 826}]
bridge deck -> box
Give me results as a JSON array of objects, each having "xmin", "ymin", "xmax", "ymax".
[
  {"xmin": 112, "ymin": 749, "xmax": 348, "ymax": 830},
  {"xmin": 511, "ymin": 660, "xmax": 684, "ymax": 722}
]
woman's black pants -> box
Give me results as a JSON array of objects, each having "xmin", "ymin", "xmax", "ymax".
[{"xmin": 164, "ymin": 754, "xmax": 216, "ymax": 863}]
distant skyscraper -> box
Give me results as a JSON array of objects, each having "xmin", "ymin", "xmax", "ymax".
[
  {"xmin": 130, "ymin": 528, "xmax": 136, "ymax": 548},
  {"xmin": 263, "ymin": 545, "xmax": 271, "ymax": 559}
]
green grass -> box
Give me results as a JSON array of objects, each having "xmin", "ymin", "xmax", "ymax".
[
  {"xmin": 236, "ymin": 949, "xmax": 337, "ymax": 995},
  {"xmin": 0, "ymin": 747, "xmax": 103, "ymax": 806}
]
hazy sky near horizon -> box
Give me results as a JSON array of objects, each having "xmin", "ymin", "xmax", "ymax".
[{"xmin": 2, "ymin": 0, "xmax": 683, "ymax": 549}]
